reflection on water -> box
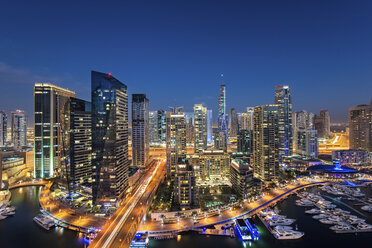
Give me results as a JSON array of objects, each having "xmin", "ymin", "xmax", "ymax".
[
  {"xmin": 149, "ymin": 186, "xmax": 372, "ymax": 248},
  {"xmin": 0, "ymin": 186, "xmax": 85, "ymax": 248}
]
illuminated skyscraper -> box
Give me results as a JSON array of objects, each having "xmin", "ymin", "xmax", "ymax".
[
  {"xmin": 214, "ymin": 131, "xmax": 227, "ymax": 152},
  {"xmin": 149, "ymin": 111, "xmax": 159, "ymax": 144},
  {"xmin": 132, "ymin": 94, "xmax": 149, "ymax": 167},
  {"xmin": 91, "ymin": 71, "xmax": 129, "ymax": 204},
  {"xmin": 34, "ymin": 83, "xmax": 76, "ymax": 178},
  {"xmin": 237, "ymin": 129, "xmax": 253, "ymax": 153},
  {"xmin": 11, "ymin": 110, "xmax": 27, "ymax": 149},
  {"xmin": 166, "ymin": 107, "xmax": 186, "ymax": 179},
  {"xmin": 66, "ymin": 98, "xmax": 92, "ymax": 188},
  {"xmin": 194, "ymin": 104, "xmax": 207, "ymax": 153},
  {"xmin": 349, "ymin": 100, "xmax": 372, "ymax": 152},
  {"xmin": 294, "ymin": 110, "xmax": 318, "ymax": 158},
  {"xmin": 185, "ymin": 112, "xmax": 194, "ymax": 145},
  {"xmin": 207, "ymin": 109, "xmax": 213, "ymax": 144},
  {"xmin": 218, "ymin": 75, "xmax": 228, "ymax": 141},
  {"xmin": 275, "ymin": 85, "xmax": 293, "ymax": 158},
  {"xmin": 314, "ymin": 110, "xmax": 331, "ymax": 140},
  {"xmin": 0, "ymin": 110, "xmax": 7, "ymax": 147},
  {"xmin": 229, "ymin": 108, "xmax": 239, "ymax": 137},
  {"xmin": 253, "ymin": 105, "xmax": 280, "ymax": 182}
]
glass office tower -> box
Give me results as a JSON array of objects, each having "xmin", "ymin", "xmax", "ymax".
[
  {"xmin": 91, "ymin": 71, "xmax": 129, "ymax": 204},
  {"xmin": 34, "ymin": 83, "xmax": 76, "ymax": 178}
]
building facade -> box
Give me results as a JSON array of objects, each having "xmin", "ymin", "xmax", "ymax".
[
  {"xmin": 11, "ymin": 110, "xmax": 27, "ymax": 149},
  {"xmin": 237, "ymin": 129, "xmax": 253, "ymax": 154},
  {"xmin": 294, "ymin": 111, "xmax": 318, "ymax": 158},
  {"xmin": 332, "ymin": 149, "xmax": 371, "ymax": 167},
  {"xmin": 91, "ymin": 71, "xmax": 129, "ymax": 204},
  {"xmin": 253, "ymin": 105, "xmax": 280, "ymax": 182},
  {"xmin": 34, "ymin": 83, "xmax": 76, "ymax": 178},
  {"xmin": 314, "ymin": 110, "xmax": 331, "ymax": 140},
  {"xmin": 0, "ymin": 110, "xmax": 7, "ymax": 147},
  {"xmin": 194, "ymin": 104, "xmax": 207, "ymax": 153},
  {"xmin": 132, "ymin": 94, "xmax": 149, "ymax": 167},
  {"xmin": 197, "ymin": 150, "xmax": 230, "ymax": 180},
  {"xmin": 230, "ymin": 159, "xmax": 256, "ymax": 199},
  {"xmin": 275, "ymin": 85, "xmax": 293, "ymax": 158},
  {"xmin": 174, "ymin": 163, "xmax": 196, "ymax": 210},
  {"xmin": 229, "ymin": 108, "xmax": 239, "ymax": 137},
  {"xmin": 349, "ymin": 101, "xmax": 372, "ymax": 152},
  {"xmin": 166, "ymin": 107, "xmax": 186, "ymax": 179}
]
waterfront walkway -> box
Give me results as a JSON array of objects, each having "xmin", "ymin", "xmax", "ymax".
[{"xmin": 138, "ymin": 180, "xmax": 326, "ymax": 234}]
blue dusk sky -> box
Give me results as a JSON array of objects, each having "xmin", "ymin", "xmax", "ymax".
[{"xmin": 0, "ymin": 0, "xmax": 372, "ymax": 123}]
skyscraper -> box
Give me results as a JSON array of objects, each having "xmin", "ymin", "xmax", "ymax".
[
  {"xmin": 149, "ymin": 111, "xmax": 159, "ymax": 144},
  {"xmin": 214, "ymin": 131, "xmax": 227, "ymax": 152},
  {"xmin": 253, "ymin": 105, "xmax": 280, "ymax": 182},
  {"xmin": 132, "ymin": 94, "xmax": 149, "ymax": 167},
  {"xmin": 294, "ymin": 111, "xmax": 318, "ymax": 158},
  {"xmin": 185, "ymin": 112, "xmax": 194, "ymax": 145},
  {"xmin": 0, "ymin": 110, "xmax": 7, "ymax": 147},
  {"xmin": 237, "ymin": 129, "xmax": 253, "ymax": 153},
  {"xmin": 239, "ymin": 109, "xmax": 254, "ymax": 131},
  {"xmin": 349, "ymin": 100, "xmax": 372, "ymax": 152},
  {"xmin": 193, "ymin": 104, "xmax": 207, "ymax": 153},
  {"xmin": 314, "ymin": 110, "xmax": 331, "ymax": 140},
  {"xmin": 157, "ymin": 110, "xmax": 166, "ymax": 144},
  {"xmin": 218, "ymin": 75, "xmax": 228, "ymax": 141},
  {"xmin": 11, "ymin": 110, "xmax": 27, "ymax": 149},
  {"xmin": 91, "ymin": 71, "xmax": 129, "ymax": 204},
  {"xmin": 166, "ymin": 107, "xmax": 186, "ymax": 179},
  {"xmin": 68, "ymin": 98, "xmax": 92, "ymax": 188},
  {"xmin": 207, "ymin": 109, "xmax": 213, "ymax": 144},
  {"xmin": 275, "ymin": 85, "xmax": 293, "ymax": 158},
  {"xmin": 229, "ymin": 108, "xmax": 239, "ymax": 137},
  {"xmin": 34, "ymin": 83, "xmax": 76, "ymax": 178}
]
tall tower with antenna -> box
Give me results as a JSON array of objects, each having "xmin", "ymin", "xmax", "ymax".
[{"xmin": 217, "ymin": 74, "xmax": 228, "ymax": 142}]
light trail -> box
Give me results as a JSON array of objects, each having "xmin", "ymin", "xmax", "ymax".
[{"xmin": 93, "ymin": 160, "xmax": 162, "ymax": 248}]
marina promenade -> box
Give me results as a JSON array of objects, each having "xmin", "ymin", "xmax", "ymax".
[{"xmin": 139, "ymin": 180, "xmax": 326, "ymax": 234}]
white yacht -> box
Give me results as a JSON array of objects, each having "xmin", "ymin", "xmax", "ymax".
[
  {"xmin": 0, "ymin": 215, "xmax": 7, "ymax": 220},
  {"xmin": 361, "ymin": 205, "xmax": 372, "ymax": 212},
  {"xmin": 313, "ymin": 214, "xmax": 330, "ymax": 220},
  {"xmin": 330, "ymin": 223, "xmax": 351, "ymax": 231},
  {"xmin": 305, "ymin": 208, "xmax": 321, "ymax": 215},
  {"xmin": 269, "ymin": 218, "xmax": 295, "ymax": 226},
  {"xmin": 33, "ymin": 213, "xmax": 56, "ymax": 230},
  {"xmin": 357, "ymin": 222, "xmax": 372, "ymax": 230},
  {"xmin": 273, "ymin": 227, "xmax": 304, "ymax": 240},
  {"xmin": 319, "ymin": 218, "xmax": 335, "ymax": 225}
]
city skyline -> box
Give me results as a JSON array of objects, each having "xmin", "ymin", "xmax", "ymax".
[{"xmin": 1, "ymin": 1, "xmax": 372, "ymax": 123}]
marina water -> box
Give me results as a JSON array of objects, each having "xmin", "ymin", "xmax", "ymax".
[{"xmin": 0, "ymin": 185, "xmax": 371, "ymax": 248}]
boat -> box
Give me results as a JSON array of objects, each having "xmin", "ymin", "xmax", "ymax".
[
  {"xmin": 246, "ymin": 217, "xmax": 259, "ymax": 241},
  {"xmin": 330, "ymin": 223, "xmax": 351, "ymax": 231},
  {"xmin": 2, "ymin": 211, "xmax": 15, "ymax": 216},
  {"xmin": 273, "ymin": 227, "xmax": 304, "ymax": 240},
  {"xmin": 357, "ymin": 222, "xmax": 372, "ymax": 230},
  {"xmin": 235, "ymin": 219, "xmax": 252, "ymax": 241},
  {"xmin": 0, "ymin": 215, "xmax": 7, "ymax": 220},
  {"xmin": 361, "ymin": 205, "xmax": 372, "ymax": 212},
  {"xmin": 33, "ymin": 214, "xmax": 56, "ymax": 230},
  {"xmin": 305, "ymin": 208, "xmax": 321, "ymax": 215},
  {"xmin": 319, "ymin": 218, "xmax": 335, "ymax": 225},
  {"xmin": 269, "ymin": 217, "xmax": 296, "ymax": 226},
  {"xmin": 313, "ymin": 214, "xmax": 330, "ymax": 220}
]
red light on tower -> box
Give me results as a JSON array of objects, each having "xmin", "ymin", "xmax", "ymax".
[{"xmin": 108, "ymin": 73, "xmax": 112, "ymax": 77}]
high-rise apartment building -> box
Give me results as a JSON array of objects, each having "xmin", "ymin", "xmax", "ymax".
[
  {"xmin": 193, "ymin": 104, "xmax": 207, "ymax": 153},
  {"xmin": 174, "ymin": 162, "xmax": 196, "ymax": 210},
  {"xmin": 314, "ymin": 110, "xmax": 331, "ymax": 140},
  {"xmin": 149, "ymin": 111, "xmax": 159, "ymax": 144},
  {"xmin": 11, "ymin": 110, "xmax": 27, "ymax": 149},
  {"xmin": 166, "ymin": 107, "xmax": 186, "ymax": 179},
  {"xmin": 349, "ymin": 100, "xmax": 372, "ymax": 152},
  {"xmin": 214, "ymin": 131, "xmax": 227, "ymax": 152},
  {"xmin": 239, "ymin": 109, "xmax": 254, "ymax": 131},
  {"xmin": 34, "ymin": 83, "xmax": 76, "ymax": 178},
  {"xmin": 275, "ymin": 85, "xmax": 293, "ymax": 158},
  {"xmin": 293, "ymin": 111, "xmax": 318, "ymax": 158},
  {"xmin": 229, "ymin": 108, "xmax": 239, "ymax": 137},
  {"xmin": 237, "ymin": 129, "xmax": 253, "ymax": 153},
  {"xmin": 197, "ymin": 150, "xmax": 229, "ymax": 180},
  {"xmin": 0, "ymin": 110, "xmax": 7, "ymax": 147},
  {"xmin": 185, "ymin": 112, "xmax": 194, "ymax": 145},
  {"xmin": 253, "ymin": 105, "xmax": 280, "ymax": 182},
  {"xmin": 91, "ymin": 71, "xmax": 129, "ymax": 204},
  {"xmin": 68, "ymin": 98, "xmax": 92, "ymax": 187},
  {"xmin": 132, "ymin": 94, "xmax": 149, "ymax": 167}
]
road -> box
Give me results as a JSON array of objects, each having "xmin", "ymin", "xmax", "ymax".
[
  {"xmin": 89, "ymin": 158, "xmax": 166, "ymax": 248},
  {"xmin": 318, "ymin": 132, "xmax": 349, "ymax": 154}
]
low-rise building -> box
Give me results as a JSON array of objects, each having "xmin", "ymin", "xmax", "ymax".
[{"xmin": 332, "ymin": 149, "xmax": 371, "ymax": 168}]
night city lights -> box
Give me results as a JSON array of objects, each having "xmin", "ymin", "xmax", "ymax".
[{"xmin": 1, "ymin": 1, "xmax": 372, "ymax": 248}]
